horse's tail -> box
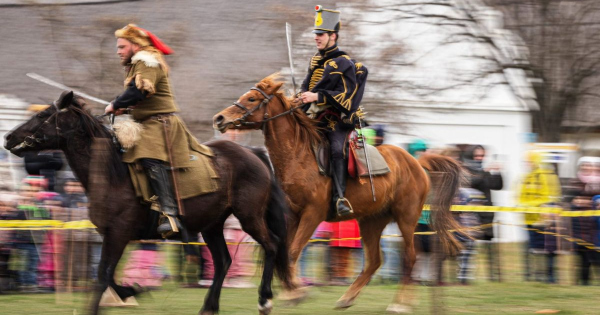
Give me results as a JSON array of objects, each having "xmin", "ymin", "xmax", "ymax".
[
  {"xmin": 248, "ymin": 147, "xmax": 296, "ymax": 290},
  {"xmin": 418, "ymin": 154, "xmax": 465, "ymax": 255}
]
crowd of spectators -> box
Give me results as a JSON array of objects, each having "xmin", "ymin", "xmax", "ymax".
[{"xmin": 1, "ymin": 127, "xmax": 600, "ymax": 293}]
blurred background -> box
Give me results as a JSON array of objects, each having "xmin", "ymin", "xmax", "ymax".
[{"xmin": 1, "ymin": 0, "xmax": 600, "ymax": 314}]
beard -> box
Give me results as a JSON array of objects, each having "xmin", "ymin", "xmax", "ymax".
[
  {"xmin": 119, "ymin": 47, "xmax": 135, "ymax": 66},
  {"xmin": 120, "ymin": 55, "xmax": 132, "ymax": 66}
]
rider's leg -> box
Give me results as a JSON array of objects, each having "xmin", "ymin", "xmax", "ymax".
[
  {"xmin": 327, "ymin": 129, "xmax": 353, "ymax": 217},
  {"xmin": 141, "ymin": 158, "xmax": 183, "ymax": 236}
]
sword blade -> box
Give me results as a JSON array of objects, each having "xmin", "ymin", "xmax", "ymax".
[
  {"xmin": 26, "ymin": 73, "xmax": 111, "ymax": 106},
  {"xmin": 285, "ymin": 22, "xmax": 297, "ymax": 95}
]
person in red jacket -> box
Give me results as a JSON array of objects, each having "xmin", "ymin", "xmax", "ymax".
[{"xmin": 329, "ymin": 219, "xmax": 362, "ymax": 285}]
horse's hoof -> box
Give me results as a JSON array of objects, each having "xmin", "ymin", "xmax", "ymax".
[
  {"xmin": 334, "ymin": 298, "xmax": 354, "ymax": 310},
  {"xmin": 386, "ymin": 303, "xmax": 412, "ymax": 314},
  {"xmin": 199, "ymin": 311, "xmax": 215, "ymax": 315},
  {"xmin": 258, "ymin": 299, "xmax": 273, "ymax": 315},
  {"xmin": 278, "ymin": 287, "xmax": 309, "ymax": 306}
]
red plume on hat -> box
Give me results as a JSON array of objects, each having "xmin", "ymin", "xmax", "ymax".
[{"xmin": 135, "ymin": 26, "xmax": 174, "ymax": 55}]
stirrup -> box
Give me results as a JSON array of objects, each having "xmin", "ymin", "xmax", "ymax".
[
  {"xmin": 336, "ymin": 198, "xmax": 354, "ymax": 216},
  {"xmin": 158, "ymin": 214, "xmax": 180, "ymax": 238}
]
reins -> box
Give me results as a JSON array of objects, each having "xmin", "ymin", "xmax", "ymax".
[
  {"xmin": 231, "ymin": 87, "xmax": 304, "ymax": 130},
  {"xmin": 13, "ymin": 102, "xmax": 64, "ymax": 151}
]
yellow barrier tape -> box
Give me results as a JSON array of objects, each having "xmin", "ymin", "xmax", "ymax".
[
  {"xmin": 62, "ymin": 220, "xmax": 97, "ymax": 230},
  {"xmin": 0, "ymin": 220, "xmax": 64, "ymax": 228},
  {"xmin": 509, "ymin": 223, "xmax": 600, "ymax": 252},
  {"xmin": 423, "ymin": 204, "xmax": 564, "ymax": 214},
  {"xmin": 144, "ymin": 222, "xmax": 600, "ymax": 253},
  {"xmin": 3, "ymin": 220, "xmax": 596, "ymax": 253},
  {"xmin": 422, "ymin": 204, "xmax": 600, "ymax": 216},
  {"xmin": 0, "ymin": 205, "xmax": 599, "ymax": 231}
]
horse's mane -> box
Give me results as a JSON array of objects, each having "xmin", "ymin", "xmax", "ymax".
[
  {"xmin": 255, "ymin": 75, "xmax": 322, "ymax": 152},
  {"xmin": 70, "ymin": 97, "xmax": 127, "ymax": 185}
]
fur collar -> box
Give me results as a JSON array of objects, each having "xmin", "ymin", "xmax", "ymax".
[{"xmin": 132, "ymin": 50, "xmax": 160, "ymax": 68}]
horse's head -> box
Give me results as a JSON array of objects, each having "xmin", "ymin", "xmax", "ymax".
[
  {"xmin": 4, "ymin": 91, "xmax": 83, "ymax": 157},
  {"xmin": 213, "ymin": 74, "xmax": 285, "ymax": 133}
]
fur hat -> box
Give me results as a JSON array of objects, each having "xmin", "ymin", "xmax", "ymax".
[{"xmin": 115, "ymin": 24, "xmax": 174, "ymax": 55}]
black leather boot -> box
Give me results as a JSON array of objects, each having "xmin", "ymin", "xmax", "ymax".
[
  {"xmin": 332, "ymin": 159, "xmax": 353, "ymax": 217},
  {"xmin": 146, "ymin": 165, "xmax": 183, "ymax": 237}
]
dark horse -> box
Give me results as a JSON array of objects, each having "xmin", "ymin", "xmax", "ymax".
[{"xmin": 4, "ymin": 91, "xmax": 295, "ymax": 315}]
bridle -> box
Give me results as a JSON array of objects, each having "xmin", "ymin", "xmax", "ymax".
[
  {"xmin": 231, "ymin": 87, "xmax": 305, "ymax": 129},
  {"xmin": 12, "ymin": 102, "xmax": 65, "ymax": 151}
]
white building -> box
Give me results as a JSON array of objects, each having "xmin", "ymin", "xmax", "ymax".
[{"xmin": 0, "ymin": 94, "xmax": 31, "ymax": 190}]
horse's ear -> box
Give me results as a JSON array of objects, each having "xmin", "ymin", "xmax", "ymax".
[
  {"xmin": 264, "ymin": 81, "xmax": 284, "ymax": 95},
  {"xmin": 56, "ymin": 91, "xmax": 74, "ymax": 109}
]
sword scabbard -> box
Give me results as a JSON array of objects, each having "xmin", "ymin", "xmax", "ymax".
[{"xmin": 357, "ymin": 114, "xmax": 376, "ymax": 202}]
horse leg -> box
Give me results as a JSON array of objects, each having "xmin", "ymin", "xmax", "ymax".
[
  {"xmin": 335, "ymin": 215, "xmax": 390, "ymax": 310},
  {"xmin": 200, "ymin": 227, "xmax": 231, "ymax": 315},
  {"xmin": 286, "ymin": 213, "xmax": 299, "ymax": 248},
  {"xmin": 289, "ymin": 210, "xmax": 322, "ymax": 281},
  {"xmin": 387, "ymin": 206, "xmax": 421, "ymax": 314},
  {"xmin": 89, "ymin": 229, "xmax": 132, "ymax": 315},
  {"xmin": 235, "ymin": 214, "xmax": 276, "ymax": 315},
  {"xmin": 279, "ymin": 209, "xmax": 321, "ymax": 303}
]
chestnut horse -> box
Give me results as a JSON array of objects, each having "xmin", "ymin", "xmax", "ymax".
[
  {"xmin": 213, "ymin": 75, "xmax": 463, "ymax": 312},
  {"xmin": 4, "ymin": 91, "xmax": 295, "ymax": 315}
]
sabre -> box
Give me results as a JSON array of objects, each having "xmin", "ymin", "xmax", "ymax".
[
  {"xmin": 285, "ymin": 22, "xmax": 298, "ymax": 95},
  {"xmin": 26, "ymin": 73, "xmax": 111, "ymax": 106},
  {"xmin": 356, "ymin": 108, "xmax": 376, "ymax": 202}
]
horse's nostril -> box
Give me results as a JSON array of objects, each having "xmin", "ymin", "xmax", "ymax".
[
  {"xmin": 214, "ymin": 115, "xmax": 224, "ymax": 125},
  {"xmin": 5, "ymin": 134, "xmax": 11, "ymax": 141}
]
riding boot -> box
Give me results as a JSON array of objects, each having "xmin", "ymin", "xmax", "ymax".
[
  {"xmin": 146, "ymin": 165, "xmax": 183, "ymax": 237},
  {"xmin": 332, "ymin": 158, "xmax": 353, "ymax": 217}
]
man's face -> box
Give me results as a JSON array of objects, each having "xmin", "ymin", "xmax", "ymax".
[
  {"xmin": 314, "ymin": 32, "xmax": 335, "ymax": 50},
  {"xmin": 116, "ymin": 38, "xmax": 138, "ymax": 65}
]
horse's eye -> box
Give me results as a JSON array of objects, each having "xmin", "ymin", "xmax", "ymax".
[{"xmin": 249, "ymin": 97, "xmax": 256, "ymax": 102}]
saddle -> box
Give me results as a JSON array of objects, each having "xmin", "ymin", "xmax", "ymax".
[{"xmin": 314, "ymin": 131, "xmax": 390, "ymax": 178}]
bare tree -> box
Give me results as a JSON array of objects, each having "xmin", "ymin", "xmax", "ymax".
[
  {"xmin": 484, "ymin": 0, "xmax": 600, "ymax": 142},
  {"xmin": 285, "ymin": 0, "xmax": 536, "ymax": 130}
]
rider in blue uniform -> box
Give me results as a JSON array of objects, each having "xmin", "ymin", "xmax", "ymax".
[{"xmin": 298, "ymin": 5, "xmax": 367, "ymax": 217}]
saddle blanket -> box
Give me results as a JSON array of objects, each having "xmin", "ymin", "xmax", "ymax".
[{"xmin": 348, "ymin": 143, "xmax": 390, "ymax": 178}]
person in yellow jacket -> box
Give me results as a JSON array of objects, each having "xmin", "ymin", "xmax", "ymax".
[
  {"xmin": 518, "ymin": 151, "xmax": 562, "ymax": 224},
  {"xmin": 517, "ymin": 151, "xmax": 562, "ymax": 282}
]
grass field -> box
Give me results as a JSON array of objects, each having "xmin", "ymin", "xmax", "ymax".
[
  {"xmin": 0, "ymin": 281, "xmax": 599, "ymax": 315},
  {"xmin": 2, "ymin": 242, "xmax": 598, "ymax": 314}
]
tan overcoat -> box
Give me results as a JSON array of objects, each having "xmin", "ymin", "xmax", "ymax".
[{"xmin": 119, "ymin": 49, "xmax": 213, "ymax": 166}]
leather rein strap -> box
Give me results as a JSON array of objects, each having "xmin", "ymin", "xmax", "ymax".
[{"xmin": 231, "ymin": 87, "xmax": 304, "ymax": 128}]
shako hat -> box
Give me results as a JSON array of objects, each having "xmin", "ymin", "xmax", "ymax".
[
  {"xmin": 115, "ymin": 24, "xmax": 174, "ymax": 55},
  {"xmin": 313, "ymin": 5, "xmax": 340, "ymax": 34}
]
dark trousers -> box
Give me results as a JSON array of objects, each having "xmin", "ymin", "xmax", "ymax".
[
  {"xmin": 325, "ymin": 128, "xmax": 349, "ymax": 160},
  {"xmin": 16, "ymin": 243, "xmax": 39, "ymax": 286},
  {"xmin": 576, "ymin": 248, "xmax": 596, "ymax": 285},
  {"xmin": 318, "ymin": 116, "xmax": 352, "ymax": 160}
]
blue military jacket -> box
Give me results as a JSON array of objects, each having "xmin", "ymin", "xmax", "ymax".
[{"xmin": 300, "ymin": 45, "xmax": 362, "ymax": 116}]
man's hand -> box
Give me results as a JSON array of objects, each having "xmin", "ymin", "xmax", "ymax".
[
  {"xmin": 104, "ymin": 103, "xmax": 126, "ymax": 116},
  {"xmin": 300, "ymin": 92, "xmax": 319, "ymax": 104}
]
